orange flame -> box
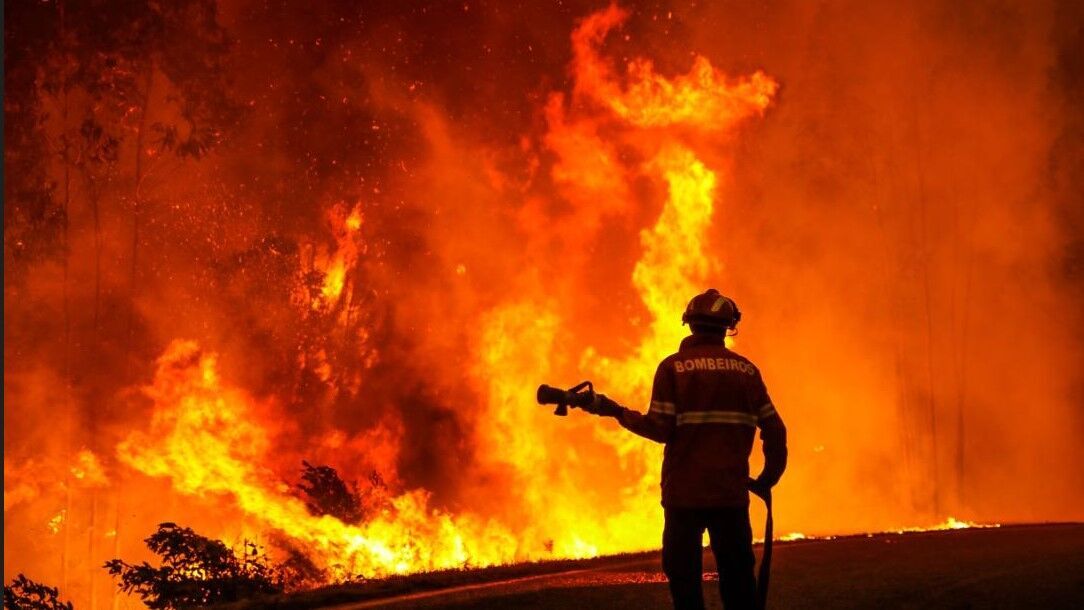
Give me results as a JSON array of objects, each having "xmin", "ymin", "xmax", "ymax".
[
  {"xmin": 472, "ymin": 4, "xmax": 777, "ymax": 559},
  {"xmin": 111, "ymin": 5, "xmax": 780, "ymax": 578},
  {"xmin": 571, "ymin": 5, "xmax": 776, "ymax": 130},
  {"xmin": 311, "ymin": 203, "xmax": 365, "ymax": 308},
  {"xmin": 118, "ymin": 340, "xmax": 518, "ymax": 578},
  {"xmin": 8, "ymin": 7, "xmax": 1078, "ymax": 607}
]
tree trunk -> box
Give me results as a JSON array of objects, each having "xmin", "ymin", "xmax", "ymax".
[
  {"xmin": 59, "ymin": 0, "xmax": 73, "ymax": 588},
  {"xmin": 913, "ymin": 103, "xmax": 940, "ymax": 516},
  {"xmin": 84, "ymin": 178, "xmax": 103, "ymax": 443},
  {"xmin": 111, "ymin": 499, "xmax": 121, "ymax": 610},
  {"xmin": 125, "ymin": 68, "xmax": 154, "ymax": 375},
  {"xmin": 88, "ymin": 491, "xmax": 99, "ymax": 610},
  {"xmin": 952, "ymin": 188, "xmax": 975, "ymax": 508},
  {"xmin": 91, "ymin": 184, "xmax": 101, "ymax": 343}
]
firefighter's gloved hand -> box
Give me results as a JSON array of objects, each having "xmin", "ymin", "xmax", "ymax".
[
  {"xmin": 582, "ymin": 393, "xmax": 623, "ymax": 418},
  {"xmin": 748, "ymin": 476, "xmax": 773, "ymax": 500}
]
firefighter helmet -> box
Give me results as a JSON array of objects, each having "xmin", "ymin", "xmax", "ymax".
[{"xmin": 681, "ymin": 289, "xmax": 741, "ymax": 330}]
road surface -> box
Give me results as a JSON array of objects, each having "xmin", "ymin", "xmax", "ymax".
[{"xmin": 322, "ymin": 524, "xmax": 1084, "ymax": 609}]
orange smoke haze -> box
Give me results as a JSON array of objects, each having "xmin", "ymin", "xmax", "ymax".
[{"xmin": 5, "ymin": 1, "xmax": 1082, "ymax": 608}]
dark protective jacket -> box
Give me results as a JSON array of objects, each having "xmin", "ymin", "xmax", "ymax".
[{"xmin": 617, "ymin": 334, "xmax": 788, "ymax": 507}]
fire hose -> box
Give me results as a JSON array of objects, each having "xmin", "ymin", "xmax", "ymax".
[
  {"xmin": 751, "ymin": 486, "xmax": 773, "ymax": 610},
  {"xmin": 537, "ymin": 381, "xmax": 775, "ymax": 607}
]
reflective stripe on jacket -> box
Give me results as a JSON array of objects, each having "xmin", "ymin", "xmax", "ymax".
[{"xmin": 618, "ymin": 334, "xmax": 787, "ymax": 507}]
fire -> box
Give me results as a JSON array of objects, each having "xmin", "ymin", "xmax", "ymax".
[
  {"xmin": 308, "ymin": 202, "xmax": 365, "ymax": 308},
  {"xmin": 117, "ymin": 340, "xmax": 517, "ymax": 578},
  {"xmin": 4, "ymin": 458, "xmax": 42, "ymax": 512},
  {"xmin": 769, "ymin": 517, "xmax": 1002, "ymax": 544},
  {"xmin": 113, "ymin": 3, "xmax": 779, "ymax": 576},
  {"xmin": 466, "ymin": 5, "xmax": 779, "ymax": 561},
  {"xmin": 571, "ymin": 5, "xmax": 776, "ymax": 130},
  {"xmin": 894, "ymin": 517, "xmax": 999, "ymax": 534},
  {"xmin": 5, "ymin": 450, "xmax": 108, "ymax": 513},
  {"xmin": 5, "ymin": 3, "xmax": 1082, "ymax": 608},
  {"xmin": 47, "ymin": 511, "xmax": 66, "ymax": 535},
  {"xmin": 70, "ymin": 450, "xmax": 108, "ymax": 487}
]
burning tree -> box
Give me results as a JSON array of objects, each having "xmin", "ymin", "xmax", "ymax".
[
  {"xmin": 297, "ymin": 461, "xmax": 364, "ymax": 524},
  {"xmin": 296, "ymin": 461, "xmax": 391, "ymax": 525}
]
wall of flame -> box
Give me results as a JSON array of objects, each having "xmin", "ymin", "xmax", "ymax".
[{"xmin": 4, "ymin": 1, "xmax": 1082, "ymax": 608}]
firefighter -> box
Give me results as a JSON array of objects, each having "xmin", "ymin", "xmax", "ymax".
[{"xmin": 582, "ymin": 289, "xmax": 788, "ymax": 610}]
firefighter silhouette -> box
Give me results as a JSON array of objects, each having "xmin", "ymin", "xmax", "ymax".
[{"xmin": 582, "ymin": 289, "xmax": 788, "ymax": 610}]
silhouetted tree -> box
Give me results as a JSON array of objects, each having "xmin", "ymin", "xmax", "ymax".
[
  {"xmin": 104, "ymin": 523, "xmax": 281, "ymax": 609},
  {"xmin": 3, "ymin": 574, "xmax": 74, "ymax": 610},
  {"xmin": 3, "ymin": 0, "xmax": 67, "ymax": 274},
  {"xmin": 297, "ymin": 461, "xmax": 364, "ymax": 524},
  {"xmin": 6, "ymin": 1, "xmax": 246, "ymax": 584},
  {"xmin": 9, "ymin": 0, "xmax": 244, "ymax": 379}
]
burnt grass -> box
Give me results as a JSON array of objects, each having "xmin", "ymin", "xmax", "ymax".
[{"xmin": 211, "ymin": 549, "xmax": 661, "ymax": 610}]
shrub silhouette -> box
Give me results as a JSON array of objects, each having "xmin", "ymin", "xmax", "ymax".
[
  {"xmin": 104, "ymin": 522, "xmax": 282, "ymax": 609},
  {"xmin": 3, "ymin": 575, "xmax": 74, "ymax": 610},
  {"xmin": 297, "ymin": 461, "xmax": 364, "ymax": 523}
]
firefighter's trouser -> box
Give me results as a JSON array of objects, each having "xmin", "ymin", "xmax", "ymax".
[{"xmin": 662, "ymin": 506, "xmax": 756, "ymax": 610}]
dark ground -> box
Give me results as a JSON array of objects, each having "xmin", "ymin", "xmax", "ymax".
[{"xmin": 228, "ymin": 523, "xmax": 1084, "ymax": 609}]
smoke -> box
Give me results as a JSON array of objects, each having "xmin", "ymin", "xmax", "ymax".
[
  {"xmin": 677, "ymin": 0, "xmax": 1084, "ymax": 527},
  {"xmin": 5, "ymin": 0, "xmax": 1082, "ymax": 607}
]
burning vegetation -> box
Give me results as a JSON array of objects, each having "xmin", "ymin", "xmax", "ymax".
[
  {"xmin": 103, "ymin": 523, "xmax": 283, "ymax": 609},
  {"xmin": 4, "ymin": 1, "xmax": 1083, "ymax": 609}
]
